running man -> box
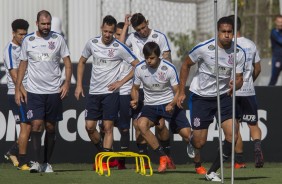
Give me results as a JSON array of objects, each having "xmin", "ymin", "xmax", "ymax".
[
  {"xmin": 74, "ymin": 15, "xmax": 139, "ymax": 170},
  {"xmin": 177, "ymin": 16, "xmax": 245, "ymax": 181},
  {"xmin": 131, "ymin": 41, "xmax": 192, "ymax": 173}
]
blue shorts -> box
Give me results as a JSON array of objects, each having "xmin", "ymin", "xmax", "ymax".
[
  {"xmin": 27, "ymin": 92, "xmax": 62, "ymax": 122},
  {"xmin": 139, "ymin": 104, "xmax": 190, "ymax": 134},
  {"xmin": 188, "ymin": 93, "xmax": 238, "ymax": 130},
  {"xmin": 116, "ymin": 95, "xmax": 132, "ymax": 129},
  {"xmin": 132, "ymin": 89, "xmax": 144, "ymax": 120},
  {"xmin": 236, "ymin": 95, "xmax": 258, "ymax": 125},
  {"xmin": 8, "ymin": 95, "xmax": 29, "ymax": 124},
  {"xmin": 85, "ymin": 93, "xmax": 119, "ymax": 121}
]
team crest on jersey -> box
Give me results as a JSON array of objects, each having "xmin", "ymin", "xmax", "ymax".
[
  {"xmin": 27, "ymin": 110, "xmax": 33, "ymax": 119},
  {"xmin": 158, "ymin": 72, "xmax": 166, "ymax": 81},
  {"xmin": 12, "ymin": 46, "xmax": 17, "ymax": 50},
  {"xmin": 152, "ymin": 34, "xmax": 158, "ymax": 38},
  {"xmin": 141, "ymin": 65, "xmax": 147, "ymax": 70},
  {"xmin": 228, "ymin": 54, "xmax": 234, "ymax": 64},
  {"xmin": 48, "ymin": 41, "xmax": 55, "ymax": 50},
  {"xmin": 29, "ymin": 36, "xmax": 35, "ymax": 41},
  {"xmin": 108, "ymin": 49, "xmax": 115, "ymax": 57},
  {"xmin": 208, "ymin": 45, "xmax": 215, "ymax": 50},
  {"xmin": 161, "ymin": 66, "xmax": 168, "ymax": 71},
  {"xmin": 193, "ymin": 117, "xmax": 200, "ymax": 127},
  {"xmin": 92, "ymin": 39, "xmax": 98, "ymax": 43},
  {"xmin": 113, "ymin": 43, "xmax": 119, "ymax": 47},
  {"xmin": 51, "ymin": 34, "xmax": 58, "ymax": 39}
]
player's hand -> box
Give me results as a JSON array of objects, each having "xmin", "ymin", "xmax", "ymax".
[
  {"xmin": 60, "ymin": 82, "xmax": 70, "ymax": 99},
  {"xmin": 15, "ymin": 90, "xmax": 25, "ymax": 106},
  {"xmin": 125, "ymin": 14, "xmax": 131, "ymax": 26},
  {"xmin": 130, "ymin": 100, "xmax": 138, "ymax": 109},
  {"xmin": 177, "ymin": 93, "xmax": 186, "ymax": 109},
  {"xmin": 228, "ymin": 80, "xmax": 234, "ymax": 96},
  {"xmin": 166, "ymin": 103, "xmax": 174, "ymax": 114},
  {"xmin": 75, "ymin": 86, "xmax": 84, "ymax": 100},
  {"xmin": 108, "ymin": 81, "xmax": 122, "ymax": 91}
]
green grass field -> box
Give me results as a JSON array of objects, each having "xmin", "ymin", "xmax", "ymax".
[{"xmin": 1, "ymin": 163, "xmax": 282, "ymax": 184}]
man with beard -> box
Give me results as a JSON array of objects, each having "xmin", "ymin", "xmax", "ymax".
[{"xmin": 15, "ymin": 10, "xmax": 72, "ymax": 173}]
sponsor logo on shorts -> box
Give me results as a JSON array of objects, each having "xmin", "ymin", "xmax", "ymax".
[
  {"xmin": 27, "ymin": 110, "xmax": 33, "ymax": 119},
  {"xmin": 85, "ymin": 109, "xmax": 88, "ymax": 117},
  {"xmin": 193, "ymin": 117, "xmax": 200, "ymax": 127},
  {"xmin": 243, "ymin": 114, "xmax": 256, "ymax": 122}
]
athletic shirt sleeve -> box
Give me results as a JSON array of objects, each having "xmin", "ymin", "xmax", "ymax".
[
  {"xmin": 188, "ymin": 46, "xmax": 201, "ymax": 63},
  {"xmin": 118, "ymin": 41, "xmax": 137, "ymax": 64},
  {"xmin": 254, "ymin": 48, "xmax": 260, "ymax": 63},
  {"xmin": 236, "ymin": 48, "xmax": 246, "ymax": 74},
  {"xmin": 158, "ymin": 33, "xmax": 171, "ymax": 53},
  {"xmin": 59, "ymin": 36, "xmax": 70, "ymax": 58},
  {"xmin": 4, "ymin": 44, "xmax": 18, "ymax": 70},
  {"xmin": 19, "ymin": 38, "xmax": 28, "ymax": 61},
  {"xmin": 125, "ymin": 33, "xmax": 133, "ymax": 48},
  {"xmin": 133, "ymin": 65, "xmax": 142, "ymax": 86},
  {"xmin": 81, "ymin": 40, "xmax": 92, "ymax": 59}
]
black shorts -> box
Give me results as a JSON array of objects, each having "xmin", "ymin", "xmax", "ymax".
[
  {"xmin": 139, "ymin": 103, "xmax": 190, "ymax": 134},
  {"xmin": 27, "ymin": 92, "xmax": 62, "ymax": 122},
  {"xmin": 188, "ymin": 93, "xmax": 238, "ymax": 130},
  {"xmin": 8, "ymin": 95, "xmax": 29, "ymax": 124},
  {"xmin": 116, "ymin": 95, "xmax": 132, "ymax": 129},
  {"xmin": 132, "ymin": 89, "xmax": 144, "ymax": 120},
  {"xmin": 236, "ymin": 95, "xmax": 258, "ymax": 125},
  {"xmin": 85, "ymin": 93, "xmax": 119, "ymax": 121}
]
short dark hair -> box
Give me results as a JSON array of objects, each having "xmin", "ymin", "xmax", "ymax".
[
  {"xmin": 11, "ymin": 19, "xmax": 29, "ymax": 32},
  {"xmin": 37, "ymin": 10, "xmax": 52, "ymax": 22},
  {"xmin": 116, "ymin": 22, "xmax": 125, "ymax": 29},
  {"xmin": 228, "ymin": 15, "xmax": 241, "ymax": 31},
  {"xmin": 217, "ymin": 16, "xmax": 234, "ymax": 31},
  {"xmin": 143, "ymin": 42, "xmax": 161, "ymax": 58},
  {"xmin": 131, "ymin": 13, "xmax": 146, "ymax": 28},
  {"xmin": 102, "ymin": 15, "xmax": 117, "ymax": 29}
]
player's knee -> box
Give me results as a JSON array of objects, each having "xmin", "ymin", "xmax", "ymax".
[{"xmin": 85, "ymin": 126, "xmax": 97, "ymax": 134}]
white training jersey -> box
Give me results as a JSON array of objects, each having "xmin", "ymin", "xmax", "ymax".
[
  {"xmin": 133, "ymin": 59, "xmax": 179, "ymax": 105},
  {"xmin": 235, "ymin": 37, "xmax": 260, "ymax": 96},
  {"xmin": 189, "ymin": 38, "xmax": 245, "ymax": 97},
  {"xmin": 82, "ymin": 37, "xmax": 136, "ymax": 95},
  {"xmin": 3, "ymin": 42, "xmax": 28, "ymax": 94},
  {"xmin": 119, "ymin": 61, "xmax": 133, "ymax": 95},
  {"xmin": 20, "ymin": 31, "xmax": 70, "ymax": 94},
  {"xmin": 126, "ymin": 29, "xmax": 170, "ymax": 61}
]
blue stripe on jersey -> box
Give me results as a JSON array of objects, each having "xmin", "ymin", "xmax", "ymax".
[
  {"xmin": 236, "ymin": 44, "xmax": 247, "ymax": 72},
  {"xmin": 19, "ymin": 105, "xmax": 26, "ymax": 122},
  {"xmin": 8, "ymin": 44, "xmax": 14, "ymax": 68},
  {"xmin": 22, "ymin": 32, "xmax": 34, "ymax": 42},
  {"xmin": 163, "ymin": 60, "xmax": 179, "ymax": 83},
  {"xmin": 133, "ymin": 60, "xmax": 146, "ymax": 84},
  {"xmin": 115, "ymin": 39, "xmax": 137, "ymax": 59},
  {"xmin": 189, "ymin": 38, "xmax": 215, "ymax": 54},
  {"xmin": 155, "ymin": 30, "xmax": 171, "ymax": 51}
]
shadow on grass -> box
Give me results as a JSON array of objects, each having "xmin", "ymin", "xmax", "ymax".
[
  {"xmin": 54, "ymin": 169, "xmax": 88, "ymax": 172},
  {"xmin": 198, "ymin": 176, "xmax": 269, "ymax": 181},
  {"xmin": 154, "ymin": 170, "xmax": 195, "ymax": 174}
]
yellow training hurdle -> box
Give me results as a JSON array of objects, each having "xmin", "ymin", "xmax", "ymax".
[{"xmin": 94, "ymin": 151, "xmax": 153, "ymax": 176}]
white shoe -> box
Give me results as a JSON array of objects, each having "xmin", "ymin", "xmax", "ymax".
[
  {"xmin": 41, "ymin": 163, "xmax": 54, "ymax": 173},
  {"xmin": 187, "ymin": 143, "xmax": 195, "ymax": 158},
  {"xmin": 205, "ymin": 172, "xmax": 221, "ymax": 182},
  {"xmin": 29, "ymin": 162, "xmax": 41, "ymax": 173}
]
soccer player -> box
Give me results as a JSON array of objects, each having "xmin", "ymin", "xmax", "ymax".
[
  {"xmin": 121, "ymin": 13, "xmax": 174, "ymax": 167},
  {"xmin": 3, "ymin": 19, "xmax": 30, "ymax": 170},
  {"xmin": 15, "ymin": 10, "xmax": 72, "ymax": 173},
  {"xmin": 228, "ymin": 15, "xmax": 263, "ymax": 169},
  {"xmin": 177, "ymin": 16, "xmax": 245, "ymax": 181},
  {"xmin": 131, "ymin": 41, "xmax": 192, "ymax": 173},
  {"xmin": 74, "ymin": 15, "xmax": 139, "ymax": 170}
]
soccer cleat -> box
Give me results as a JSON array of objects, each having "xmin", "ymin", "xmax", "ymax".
[
  {"xmin": 195, "ymin": 166, "xmax": 207, "ymax": 174},
  {"xmin": 109, "ymin": 159, "xmax": 119, "ymax": 168},
  {"xmin": 167, "ymin": 157, "xmax": 176, "ymax": 169},
  {"xmin": 234, "ymin": 162, "xmax": 246, "ymax": 169},
  {"xmin": 117, "ymin": 160, "xmax": 127, "ymax": 170},
  {"xmin": 29, "ymin": 162, "xmax": 41, "ymax": 173},
  {"xmin": 255, "ymin": 148, "xmax": 264, "ymax": 168},
  {"xmin": 4, "ymin": 152, "xmax": 19, "ymax": 167},
  {"xmin": 17, "ymin": 164, "xmax": 30, "ymax": 171},
  {"xmin": 187, "ymin": 143, "xmax": 195, "ymax": 158},
  {"xmin": 41, "ymin": 163, "xmax": 54, "ymax": 173},
  {"xmin": 205, "ymin": 172, "xmax": 221, "ymax": 182},
  {"xmin": 158, "ymin": 156, "xmax": 168, "ymax": 173}
]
